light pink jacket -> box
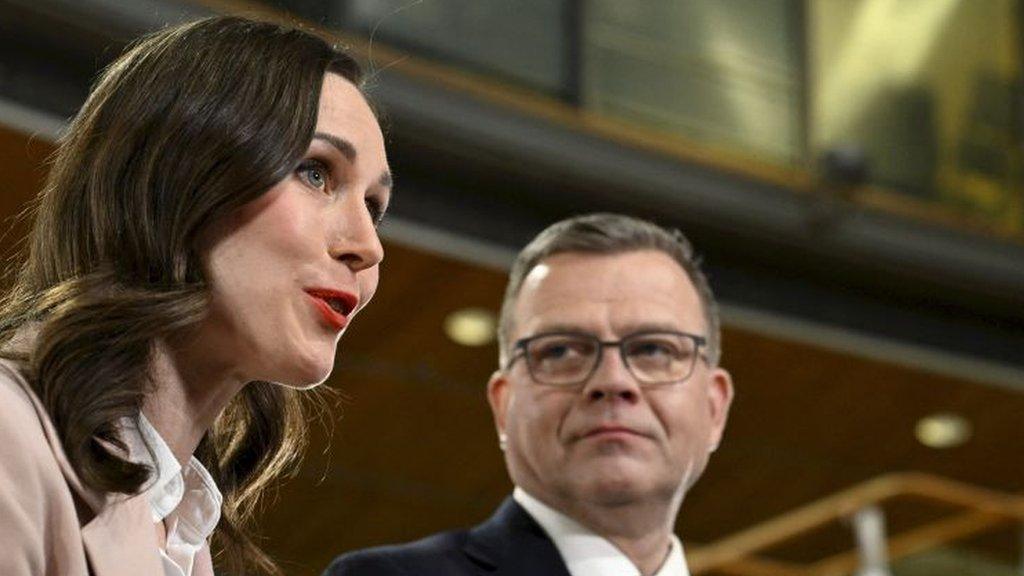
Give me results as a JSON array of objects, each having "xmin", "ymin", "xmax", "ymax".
[{"xmin": 0, "ymin": 359, "xmax": 214, "ymax": 576}]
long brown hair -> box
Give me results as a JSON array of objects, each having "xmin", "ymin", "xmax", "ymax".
[{"xmin": 0, "ymin": 16, "xmax": 364, "ymax": 575}]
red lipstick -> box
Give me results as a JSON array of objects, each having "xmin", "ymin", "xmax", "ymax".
[{"xmin": 304, "ymin": 288, "xmax": 358, "ymax": 331}]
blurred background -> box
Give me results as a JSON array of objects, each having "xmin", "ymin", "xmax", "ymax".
[{"xmin": 2, "ymin": 1, "xmax": 1024, "ymax": 574}]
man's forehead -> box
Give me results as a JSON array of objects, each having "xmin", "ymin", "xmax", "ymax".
[
  {"xmin": 520, "ymin": 250, "xmax": 692, "ymax": 293},
  {"xmin": 513, "ymin": 251, "xmax": 703, "ymax": 333},
  {"xmin": 521, "ymin": 261, "xmax": 553, "ymax": 293}
]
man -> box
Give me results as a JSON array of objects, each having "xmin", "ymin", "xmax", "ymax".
[{"xmin": 325, "ymin": 213, "xmax": 734, "ymax": 576}]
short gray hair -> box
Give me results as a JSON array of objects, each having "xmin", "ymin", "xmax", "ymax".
[{"xmin": 498, "ymin": 213, "xmax": 721, "ymax": 367}]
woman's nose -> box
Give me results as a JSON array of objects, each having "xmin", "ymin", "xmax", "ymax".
[{"xmin": 329, "ymin": 199, "xmax": 384, "ymax": 272}]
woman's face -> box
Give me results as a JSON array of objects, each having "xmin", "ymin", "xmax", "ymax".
[{"xmin": 197, "ymin": 73, "xmax": 391, "ymax": 388}]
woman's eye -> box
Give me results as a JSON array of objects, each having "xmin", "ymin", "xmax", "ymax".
[
  {"xmin": 366, "ymin": 197, "xmax": 387, "ymax": 227},
  {"xmin": 297, "ymin": 161, "xmax": 329, "ymax": 191}
]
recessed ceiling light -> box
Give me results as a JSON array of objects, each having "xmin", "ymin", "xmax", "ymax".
[
  {"xmin": 915, "ymin": 413, "xmax": 971, "ymax": 449},
  {"xmin": 444, "ymin": 308, "xmax": 497, "ymax": 347}
]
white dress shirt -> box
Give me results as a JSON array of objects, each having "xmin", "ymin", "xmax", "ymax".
[
  {"xmin": 513, "ymin": 487, "xmax": 690, "ymax": 576},
  {"xmin": 121, "ymin": 414, "xmax": 222, "ymax": 576}
]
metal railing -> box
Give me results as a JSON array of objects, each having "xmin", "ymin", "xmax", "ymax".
[{"xmin": 689, "ymin": 472, "xmax": 1024, "ymax": 576}]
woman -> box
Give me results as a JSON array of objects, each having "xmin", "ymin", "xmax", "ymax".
[{"xmin": 0, "ymin": 16, "xmax": 391, "ymax": 576}]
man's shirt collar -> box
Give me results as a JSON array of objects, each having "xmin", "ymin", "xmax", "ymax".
[{"xmin": 513, "ymin": 487, "xmax": 689, "ymax": 576}]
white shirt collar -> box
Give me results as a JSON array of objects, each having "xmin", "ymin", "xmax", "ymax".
[
  {"xmin": 513, "ymin": 487, "xmax": 689, "ymax": 576},
  {"xmin": 120, "ymin": 414, "xmax": 223, "ymax": 542}
]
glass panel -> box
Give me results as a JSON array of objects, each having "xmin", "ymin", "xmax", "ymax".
[
  {"xmin": 581, "ymin": 0, "xmax": 804, "ymax": 164},
  {"xmin": 810, "ymin": 0, "xmax": 1024, "ymax": 235},
  {"xmin": 258, "ymin": 0, "xmax": 1024, "ymax": 238},
  {"xmin": 340, "ymin": 0, "xmax": 571, "ymax": 95}
]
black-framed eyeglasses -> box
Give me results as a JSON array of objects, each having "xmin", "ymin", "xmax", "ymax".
[{"xmin": 505, "ymin": 330, "xmax": 708, "ymax": 387}]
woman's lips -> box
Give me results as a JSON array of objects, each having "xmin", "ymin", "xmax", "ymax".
[{"xmin": 304, "ymin": 288, "xmax": 358, "ymax": 331}]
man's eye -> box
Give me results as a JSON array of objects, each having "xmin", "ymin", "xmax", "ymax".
[
  {"xmin": 633, "ymin": 342, "xmax": 670, "ymax": 357},
  {"xmin": 629, "ymin": 338, "xmax": 684, "ymax": 359},
  {"xmin": 297, "ymin": 161, "xmax": 329, "ymax": 190},
  {"xmin": 532, "ymin": 339, "xmax": 593, "ymax": 362},
  {"xmin": 537, "ymin": 344, "xmax": 571, "ymax": 360}
]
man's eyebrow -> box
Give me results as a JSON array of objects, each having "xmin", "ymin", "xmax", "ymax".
[
  {"xmin": 525, "ymin": 322, "xmax": 689, "ymax": 338},
  {"xmin": 620, "ymin": 322, "xmax": 688, "ymax": 334},
  {"xmin": 313, "ymin": 131, "xmax": 356, "ymax": 161},
  {"xmin": 526, "ymin": 324, "xmax": 593, "ymax": 337},
  {"xmin": 378, "ymin": 170, "xmax": 393, "ymax": 189}
]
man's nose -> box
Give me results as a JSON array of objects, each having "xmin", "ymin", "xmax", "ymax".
[{"xmin": 581, "ymin": 346, "xmax": 642, "ymax": 403}]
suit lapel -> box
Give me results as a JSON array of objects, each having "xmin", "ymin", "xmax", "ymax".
[
  {"xmin": 5, "ymin": 362, "xmax": 168, "ymax": 576},
  {"xmin": 81, "ymin": 493, "xmax": 165, "ymax": 576},
  {"xmin": 464, "ymin": 498, "xmax": 572, "ymax": 576},
  {"xmin": 4, "ymin": 361, "xmax": 106, "ymax": 513}
]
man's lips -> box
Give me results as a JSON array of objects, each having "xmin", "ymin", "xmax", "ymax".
[
  {"xmin": 580, "ymin": 424, "xmax": 650, "ymax": 440},
  {"xmin": 304, "ymin": 288, "xmax": 359, "ymax": 331}
]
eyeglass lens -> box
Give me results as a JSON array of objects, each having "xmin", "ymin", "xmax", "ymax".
[{"xmin": 524, "ymin": 332, "xmax": 698, "ymax": 385}]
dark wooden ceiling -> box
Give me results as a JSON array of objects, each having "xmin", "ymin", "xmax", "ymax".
[{"xmin": 3, "ymin": 123, "xmax": 1024, "ymax": 575}]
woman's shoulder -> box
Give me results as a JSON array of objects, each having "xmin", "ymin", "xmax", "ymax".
[
  {"xmin": 0, "ymin": 358, "xmax": 42, "ymax": 428},
  {"xmin": 0, "ymin": 358, "xmax": 103, "ymax": 504},
  {"xmin": 0, "ymin": 358, "xmax": 90, "ymax": 576},
  {"xmin": 0, "ymin": 358, "xmax": 64, "ymax": 479},
  {"xmin": 0, "ymin": 357, "xmax": 41, "ymax": 417}
]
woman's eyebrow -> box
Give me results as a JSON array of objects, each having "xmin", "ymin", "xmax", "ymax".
[
  {"xmin": 314, "ymin": 131, "xmax": 392, "ymax": 189},
  {"xmin": 313, "ymin": 131, "xmax": 356, "ymax": 161}
]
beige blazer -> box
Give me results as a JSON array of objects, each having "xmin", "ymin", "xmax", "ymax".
[{"xmin": 0, "ymin": 359, "xmax": 215, "ymax": 576}]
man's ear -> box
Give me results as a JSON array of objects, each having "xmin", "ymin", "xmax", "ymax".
[
  {"xmin": 487, "ymin": 370, "xmax": 510, "ymax": 437},
  {"xmin": 706, "ymin": 367, "xmax": 734, "ymax": 452}
]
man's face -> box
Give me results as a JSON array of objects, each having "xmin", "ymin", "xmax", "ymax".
[{"xmin": 488, "ymin": 250, "xmax": 733, "ymax": 514}]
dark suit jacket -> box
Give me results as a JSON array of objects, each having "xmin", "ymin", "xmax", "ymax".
[{"xmin": 323, "ymin": 497, "xmax": 572, "ymax": 576}]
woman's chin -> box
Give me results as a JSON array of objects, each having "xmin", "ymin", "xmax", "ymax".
[
  {"xmin": 240, "ymin": 336, "xmax": 338, "ymax": 389},
  {"xmin": 276, "ymin": 379, "xmax": 325, "ymax": 391},
  {"xmin": 266, "ymin": 350, "xmax": 336, "ymax": 389},
  {"xmin": 268, "ymin": 368, "xmax": 331, "ymax": 390},
  {"xmin": 285, "ymin": 362, "xmax": 334, "ymax": 389}
]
